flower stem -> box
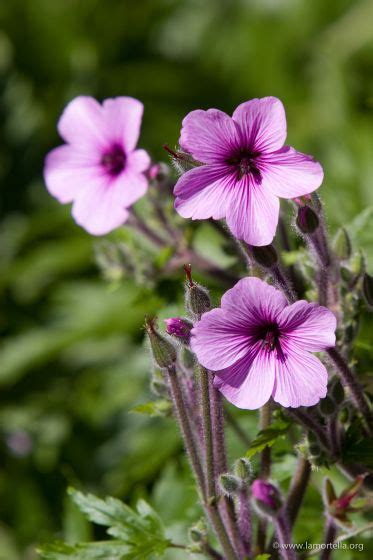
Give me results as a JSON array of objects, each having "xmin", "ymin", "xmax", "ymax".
[
  {"xmin": 326, "ymin": 347, "xmax": 373, "ymax": 436},
  {"xmin": 257, "ymin": 402, "xmax": 272, "ymax": 551},
  {"xmin": 237, "ymin": 486, "xmax": 252, "ymax": 558},
  {"xmin": 166, "ymin": 365, "xmax": 206, "ymax": 496},
  {"xmin": 199, "ymin": 367, "xmax": 239, "ymax": 560},
  {"xmin": 320, "ymin": 516, "xmax": 337, "ymax": 560},
  {"xmin": 274, "ymin": 511, "xmax": 297, "ymax": 560},
  {"xmin": 271, "ymin": 264, "xmax": 297, "ymax": 303},
  {"xmin": 285, "ymin": 456, "xmax": 311, "ymax": 527}
]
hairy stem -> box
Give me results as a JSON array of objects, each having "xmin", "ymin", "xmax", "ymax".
[
  {"xmin": 167, "ymin": 366, "xmax": 238, "ymax": 560},
  {"xmin": 320, "ymin": 516, "xmax": 337, "ymax": 560},
  {"xmin": 326, "ymin": 347, "xmax": 372, "ymax": 435},
  {"xmin": 275, "ymin": 511, "xmax": 297, "ymax": 560},
  {"xmin": 199, "ymin": 367, "xmax": 239, "ymax": 560},
  {"xmin": 257, "ymin": 402, "xmax": 272, "ymax": 551},
  {"xmin": 237, "ymin": 486, "xmax": 252, "ymax": 558},
  {"xmin": 285, "ymin": 456, "xmax": 311, "ymax": 527}
]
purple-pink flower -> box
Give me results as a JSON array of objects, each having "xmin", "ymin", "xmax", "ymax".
[
  {"xmin": 191, "ymin": 277, "xmax": 336, "ymax": 409},
  {"xmin": 251, "ymin": 480, "xmax": 281, "ymax": 511},
  {"xmin": 44, "ymin": 96, "xmax": 150, "ymax": 235},
  {"xmin": 164, "ymin": 317, "xmax": 192, "ymax": 342},
  {"xmin": 174, "ymin": 97, "xmax": 323, "ymax": 246}
]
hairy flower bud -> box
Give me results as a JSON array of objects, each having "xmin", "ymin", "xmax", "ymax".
[
  {"xmin": 250, "ymin": 244, "xmax": 278, "ymax": 269},
  {"xmin": 319, "ymin": 396, "xmax": 336, "ymax": 416},
  {"xmin": 184, "ymin": 264, "xmax": 211, "ymax": 316},
  {"xmin": 145, "ymin": 318, "xmax": 177, "ymax": 369},
  {"xmin": 349, "ymin": 250, "xmax": 365, "ymax": 276},
  {"xmin": 330, "ymin": 377, "xmax": 345, "ymax": 405},
  {"xmin": 234, "ymin": 458, "xmax": 253, "ymax": 482},
  {"xmin": 332, "ymin": 228, "xmax": 351, "ymax": 261},
  {"xmin": 251, "ymin": 479, "xmax": 282, "ymax": 517},
  {"xmin": 362, "ymin": 273, "xmax": 373, "ymax": 310},
  {"xmin": 296, "ymin": 205, "xmax": 319, "ymax": 234},
  {"xmin": 164, "ymin": 317, "xmax": 193, "ymax": 343},
  {"xmin": 189, "ymin": 520, "xmax": 207, "ymax": 544},
  {"xmin": 219, "ymin": 473, "xmax": 242, "ymax": 496}
]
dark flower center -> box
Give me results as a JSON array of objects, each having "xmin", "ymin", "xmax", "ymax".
[
  {"xmin": 227, "ymin": 150, "xmax": 262, "ymax": 184},
  {"xmin": 101, "ymin": 144, "xmax": 126, "ymax": 176},
  {"xmin": 257, "ymin": 323, "xmax": 286, "ymax": 361}
]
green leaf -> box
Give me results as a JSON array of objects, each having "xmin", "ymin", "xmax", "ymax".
[
  {"xmin": 131, "ymin": 400, "xmax": 172, "ymax": 417},
  {"xmin": 245, "ymin": 419, "xmax": 290, "ymax": 459},
  {"xmin": 66, "ymin": 489, "xmax": 170, "ymax": 559},
  {"xmin": 37, "ymin": 540, "xmax": 132, "ymax": 559},
  {"xmin": 255, "ymin": 555, "xmax": 271, "ymax": 560}
]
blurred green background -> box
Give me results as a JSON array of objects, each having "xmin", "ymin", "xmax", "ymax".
[{"xmin": 1, "ymin": 0, "xmax": 373, "ymax": 558}]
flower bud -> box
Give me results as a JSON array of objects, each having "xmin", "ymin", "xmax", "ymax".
[
  {"xmin": 219, "ymin": 473, "xmax": 242, "ymax": 496},
  {"xmin": 349, "ymin": 250, "xmax": 365, "ymax": 276},
  {"xmin": 296, "ymin": 205, "xmax": 319, "ymax": 234},
  {"xmin": 309, "ymin": 442, "xmax": 322, "ymax": 457},
  {"xmin": 250, "ymin": 244, "xmax": 278, "ymax": 269},
  {"xmin": 362, "ymin": 273, "xmax": 373, "ymax": 310},
  {"xmin": 330, "ymin": 377, "xmax": 345, "ymax": 405},
  {"xmin": 163, "ymin": 145, "xmax": 201, "ymax": 174},
  {"xmin": 319, "ymin": 396, "xmax": 336, "ymax": 416},
  {"xmin": 164, "ymin": 317, "xmax": 193, "ymax": 343},
  {"xmin": 234, "ymin": 458, "xmax": 253, "ymax": 482},
  {"xmin": 180, "ymin": 346, "xmax": 195, "ymax": 369},
  {"xmin": 251, "ymin": 479, "xmax": 282, "ymax": 517},
  {"xmin": 184, "ymin": 264, "xmax": 211, "ymax": 316},
  {"xmin": 189, "ymin": 520, "xmax": 206, "ymax": 544},
  {"xmin": 145, "ymin": 318, "xmax": 177, "ymax": 369},
  {"xmin": 332, "ymin": 228, "xmax": 351, "ymax": 261}
]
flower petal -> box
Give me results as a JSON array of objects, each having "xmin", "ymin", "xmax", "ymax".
[
  {"xmin": 102, "ymin": 97, "xmax": 144, "ymax": 152},
  {"xmin": 272, "ymin": 343, "xmax": 328, "ymax": 407},
  {"xmin": 258, "ymin": 146, "xmax": 324, "ymax": 198},
  {"xmin": 127, "ymin": 149, "xmax": 151, "ymax": 173},
  {"xmin": 71, "ymin": 175, "xmax": 130, "ymax": 235},
  {"xmin": 44, "ymin": 145, "xmax": 101, "ymax": 203},
  {"xmin": 220, "ymin": 277, "xmax": 288, "ymax": 327},
  {"xmin": 174, "ymin": 164, "xmax": 234, "ymax": 220},
  {"xmin": 214, "ymin": 345, "xmax": 275, "ymax": 410},
  {"xmin": 191, "ymin": 307, "xmax": 253, "ymax": 370},
  {"xmin": 278, "ymin": 301, "xmax": 336, "ymax": 352},
  {"xmin": 58, "ymin": 96, "xmax": 108, "ymax": 150},
  {"xmin": 226, "ymin": 176, "xmax": 280, "ymax": 246},
  {"xmin": 179, "ymin": 109, "xmax": 240, "ymax": 164},
  {"xmin": 232, "ymin": 97, "xmax": 287, "ymax": 153}
]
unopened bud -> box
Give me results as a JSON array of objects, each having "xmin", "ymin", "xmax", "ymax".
[
  {"xmin": 251, "ymin": 479, "xmax": 282, "ymax": 517},
  {"xmin": 309, "ymin": 442, "xmax": 322, "ymax": 457},
  {"xmin": 219, "ymin": 473, "xmax": 242, "ymax": 496},
  {"xmin": 234, "ymin": 458, "xmax": 253, "ymax": 482},
  {"xmin": 189, "ymin": 520, "xmax": 206, "ymax": 544},
  {"xmin": 145, "ymin": 318, "xmax": 177, "ymax": 369},
  {"xmin": 164, "ymin": 317, "xmax": 193, "ymax": 343},
  {"xmin": 180, "ymin": 347, "xmax": 195, "ymax": 369},
  {"xmin": 332, "ymin": 228, "xmax": 351, "ymax": 260},
  {"xmin": 323, "ymin": 478, "xmax": 337, "ymax": 507},
  {"xmin": 296, "ymin": 205, "xmax": 319, "ymax": 234},
  {"xmin": 349, "ymin": 250, "xmax": 365, "ymax": 276},
  {"xmin": 330, "ymin": 378, "xmax": 345, "ymax": 405},
  {"xmin": 163, "ymin": 145, "xmax": 201, "ymax": 174},
  {"xmin": 319, "ymin": 396, "xmax": 336, "ymax": 416},
  {"xmin": 362, "ymin": 273, "xmax": 373, "ymax": 310},
  {"xmin": 184, "ymin": 264, "xmax": 211, "ymax": 316},
  {"xmin": 250, "ymin": 244, "xmax": 278, "ymax": 269}
]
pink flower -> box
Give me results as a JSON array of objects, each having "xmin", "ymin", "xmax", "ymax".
[
  {"xmin": 191, "ymin": 277, "xmax": 336, "ymax": 409},
  {"xmin": 44, "ymin": 96, "xmax": 150, "ymax": 235},
  {"xmin": 174, "ymin": 97, "xmax": 323, "ymax": 246},
  {"xmin": 164, "ymin": 317, "xmax": 192, "ymax": 342},
  {"xmin": 252, "ymin": 480, "xmax": 282, "ymax": 511}
]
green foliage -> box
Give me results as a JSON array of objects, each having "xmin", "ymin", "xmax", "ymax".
[
  {"xmin": 131, "ymin": 400, "xmax": 172, "ymax": 418},
  {"xmin": 38, "ymin": 489, "xmax": 171, "ymax": 560},
  {"xmin": 245, "ymin": 418, "xmax": 291, "ymax": 459}
]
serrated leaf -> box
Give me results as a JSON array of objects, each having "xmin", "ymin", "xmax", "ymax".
[
  {"xmin": 245, "ymin": 419, "xmax": 290, "ymax": 459},
  {"xmin": 66, "ymin": 489, "xmax": 170, "ymax": 559},
  {"xmin": 131, "ymin": 400, "xmax": 172, "ymax": 417},
  {"xmin": 38, "ymin": 540, "xmax": 131, "ymax": 559}
]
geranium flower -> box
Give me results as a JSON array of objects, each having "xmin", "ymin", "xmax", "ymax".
[
  {"xmin": 44, "ymin": 96, "xmax": 150, "ymax": 235},
  {"xmin": 191, "ymin": 277, "xmax": 336, "ymax": 409},
  {"xmin": 174, "ymin": 97, "xmax": 323, "ymax": 246}
]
